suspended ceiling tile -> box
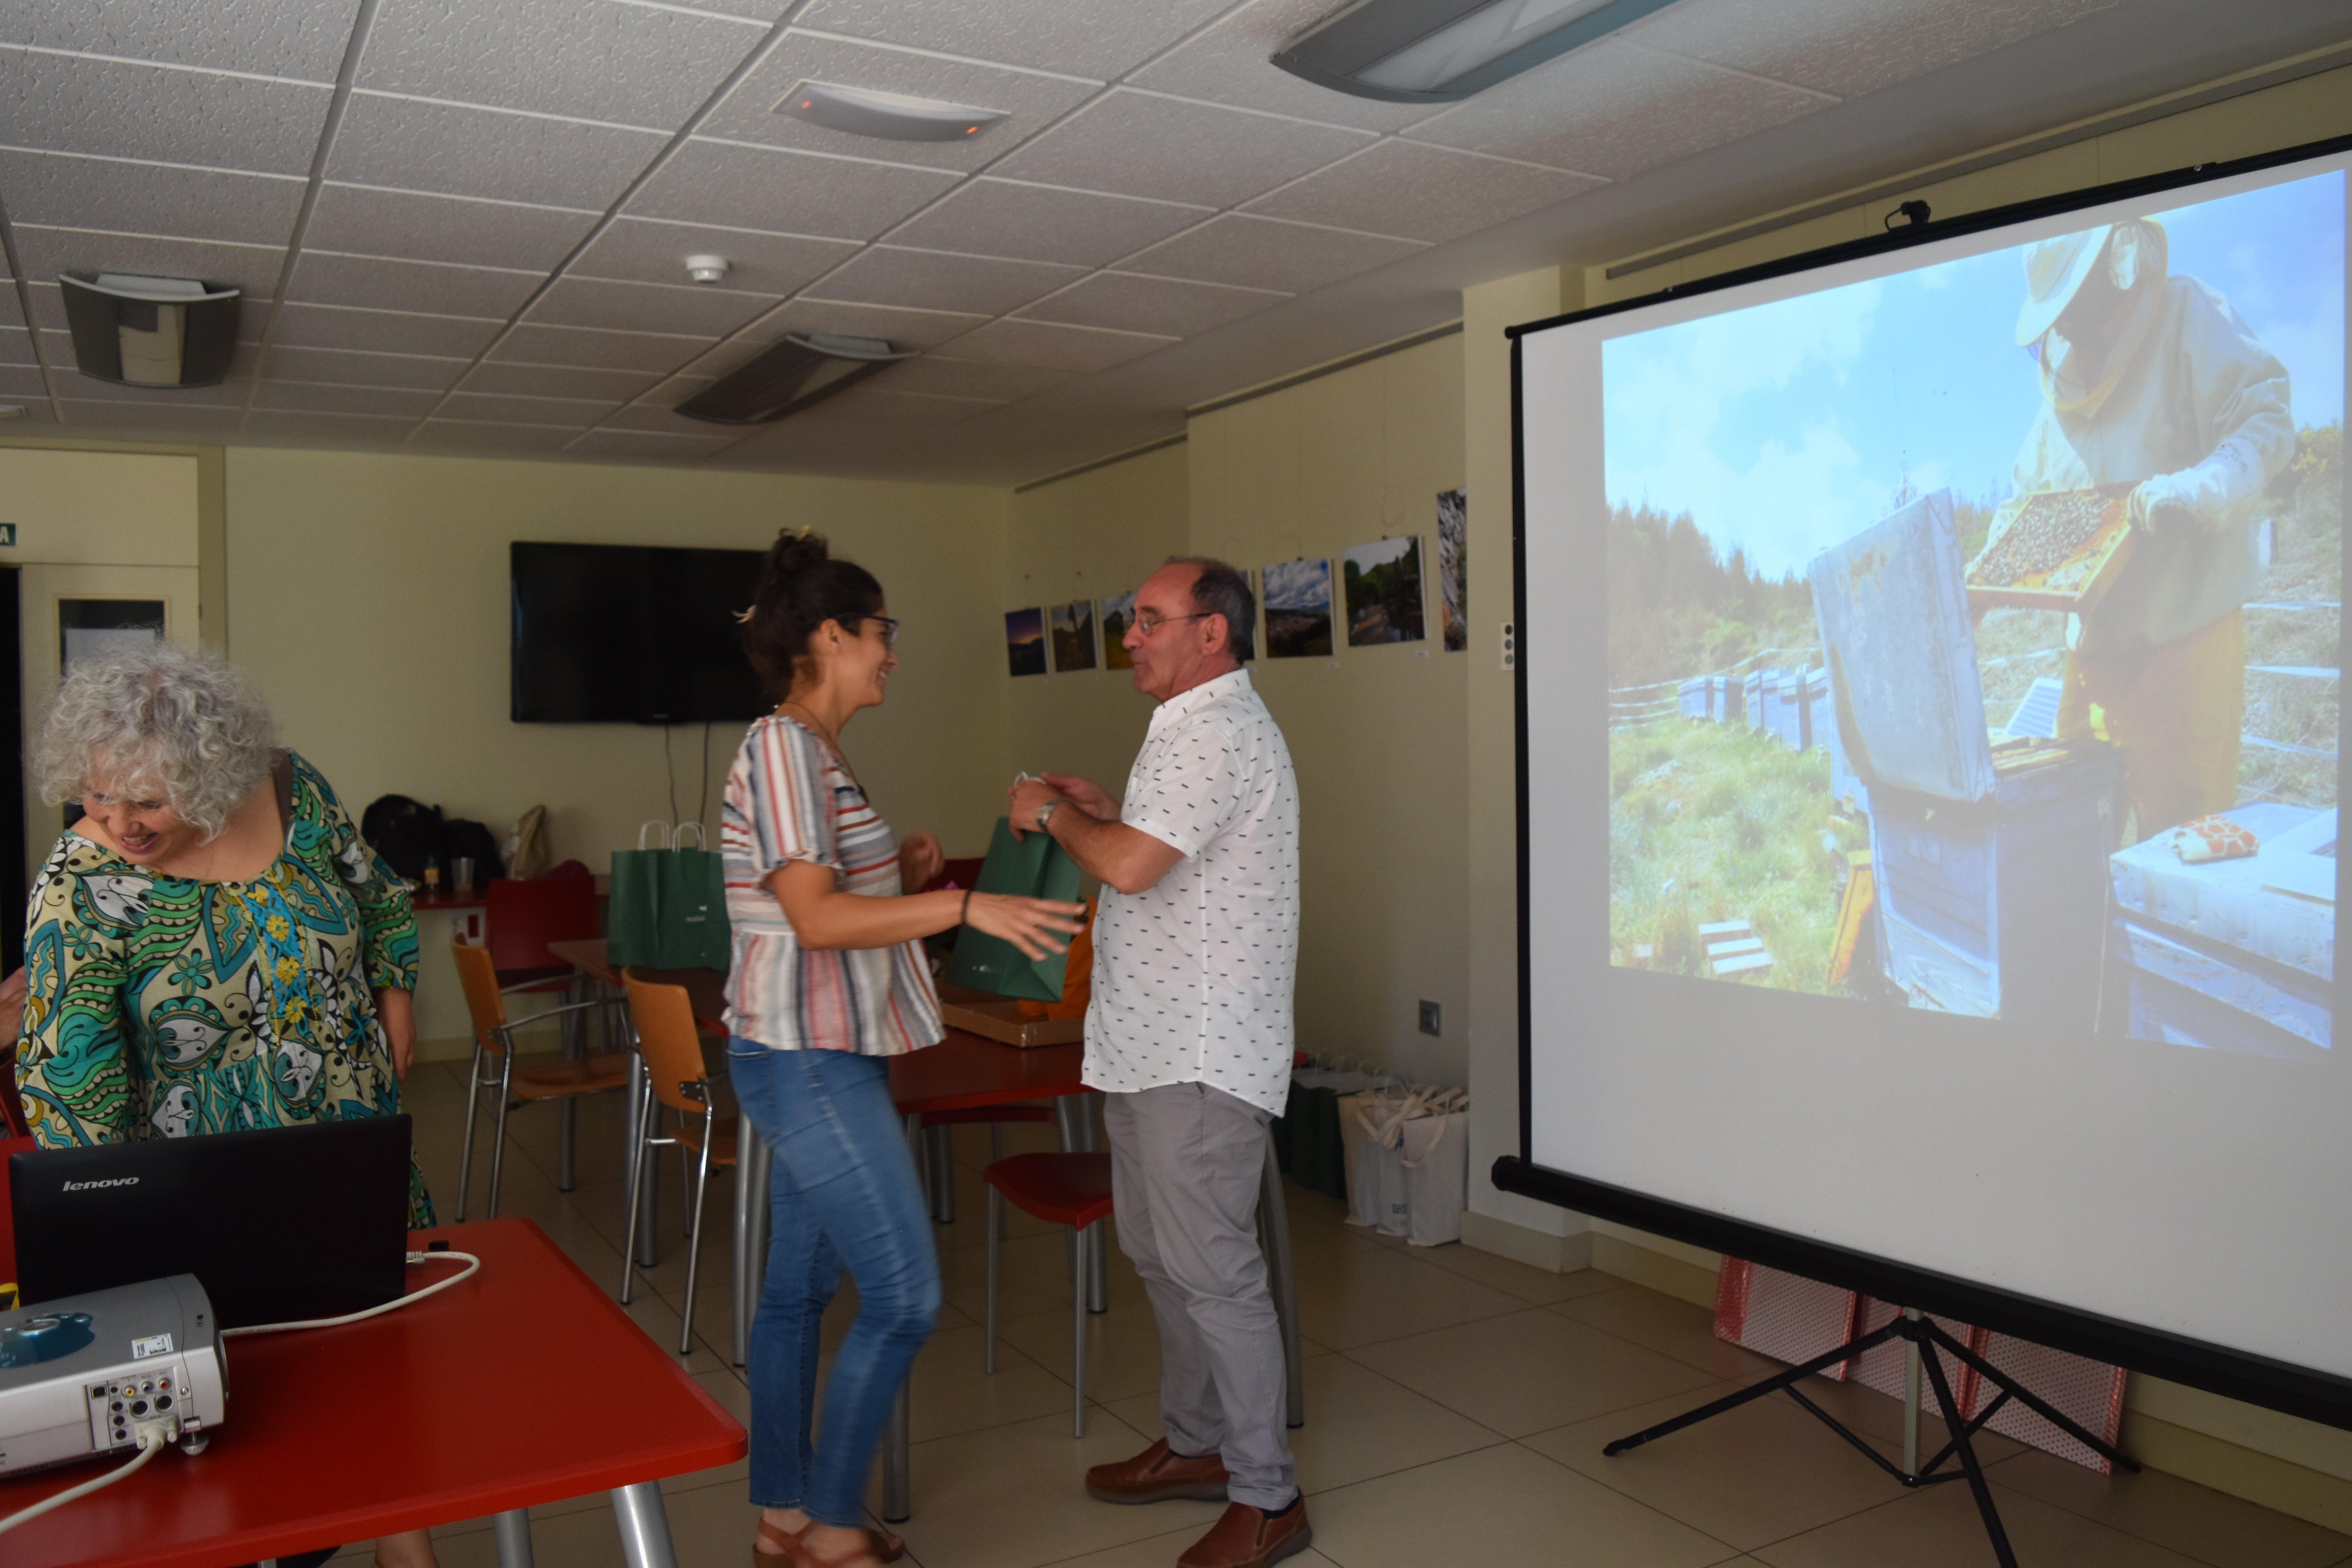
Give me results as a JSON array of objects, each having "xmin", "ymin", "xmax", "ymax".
[
  {"xmin": 701, "ymin": 31, "xmax": 1098, "ymax": 172},
  {"xmin": 568, "ymin": 427, "xmax": 738, "ymax": 461},
  {"xmin": 46, "ymin": 367, "xmax": 249, "ymax": 403},
  {"xmin": 0, "ymin": 51, "xmax": 330, "ymax": 174},
  {"xmin": 0, "ymin": 0, "xmax": 361, "ymax": 81},
  {"xmin": 457, "ymin": 361, "xmax": 662, "ymax": 401},
  {"xmin": 715, "ymin": 298, "xmax": 991, "ymax": 361},
  {"xmin": 416, "ymin": 419, "xmax": 584, "ymax": 450},
  {"xmin": 1127, "ymin": 0, "xmax": 1447, "ymax": 136},
  {"xmin": 793, "ymin": 0, "xmax": 1232, "ymax": 80},
  {"xmin": 1626, "ymin": 0, "xmax": 2123, "ymax": 100},
  {"xmin": 268, "ymin": 301, "xmax": 504, "ymax": 359},
  {"xmin": 1246, "ymin": 140, "xmax": 1602, "ymax": 244},
  {"xmin": 305, "ymin": 185, "xmax": 600, "ymax": 271},
  {"xmin": 0, "ymin": 328, "xmax": 37, "ymax": 364},
  {"xmin": 12, "ymin": 228, "xmax": 284, "ymax": 301},
  {"xmin": 260, "ymin": 344, "xmax": 471, "ymax": 390},
  {"xmin": 570, "ymin": 218, "xmax": 858, "ymax": 296},
  {"xmin": 866, "ymin": 354, "xmax": 1076, "ymax": 401},
  {"xmin": 330, "ymin": 93, "xmax": 667, "ymax": 209},
  {"xmin": 628, "ymin": 139, "xmax": 958, "ymax": 241},
  {"xmin": 0, "ymin": 402, "xmax": 57, "ymax": 422},
  {"xmin": 808, "ymin": 247, "xmax": 1084, "ymax": 317},
  {"xmin": 0, "ymin": 292, "xmax": 20, "ymax": 328},
  {"xmin": 884, "ymin": 179, "xmax": 1208, "ymax": 269},
  {"xmin": 289, "ymin": 252, "xmax": 543, "ymax": 319},
  {"xmin": 359, "ymin": 0, "xmax": 766, "ymax": 130},
  {"xmin": 1402, "ymin": 40, "xmax": 1827, "ymax": 181},
  {"xmin": 991, "ymin": 90, "xmax": 1372, "ymax": 209},
  {"xmin": 1121, "ymin": 213, "xmax": 1427, "ymax": 294},
  {"xmin": 489, "ymin": 322, "xmax": 714, "ymax": 373},
  {"xmin": 628, "ymin": 374, "xmax": 714, "ymax": 406},
  {"xmin": 0, "ymin": 150, "xmax": 305, "ymax": 248},
  {"xmin": 1019, "ymin": 271, "xmax": 1286, "ymax": 338},
  {"xmin": 0, "ymin": 365, "xmax": 46, "ymax": 397},
  {"xmin": 243, "ymin": 408, "xmax": 417, "ymax": 441},
  {"xmin": 249, "ymin": 379, "xmax": 443, "ymax": 417},
  {"xmin": 526, "ymin": 275, "xmax": 782, "ymax": 337},
  {"xmin": 57, "ymin": 399, "xmax": 245, "ymax": 430},
  {"xmin": 438, "ymin": 390, "xmax": 622, "ymax": 425},
  {"xmin": 598, "ymin": 401, "xmax": 732, "ymax": 435},
  {"xmin": 935, "ymin": 317, "xmax": 1172, "ymax": 374}
]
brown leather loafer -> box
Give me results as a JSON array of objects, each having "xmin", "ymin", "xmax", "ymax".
[
  {"xmin": 1084, "ymin": 1437, "xmax": 1231, "ymax": 1504},
  {"xmin": 1176, "ymin": 1500, "xmax": 1312, "ymax": 1568}
]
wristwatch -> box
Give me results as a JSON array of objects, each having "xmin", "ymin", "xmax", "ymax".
[{"xmin": 1034, "ymin": 800, "xmax": 1062, "ymax": 833}]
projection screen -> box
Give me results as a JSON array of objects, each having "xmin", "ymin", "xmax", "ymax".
[{"xmin": 1499, "ymin": 134, "xmax": 2352, "ymax": 1424}]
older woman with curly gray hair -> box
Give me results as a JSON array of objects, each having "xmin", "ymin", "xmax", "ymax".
[{"xmin": 20, "ymin": 641, "xmax": 442, "ymax": 1566}]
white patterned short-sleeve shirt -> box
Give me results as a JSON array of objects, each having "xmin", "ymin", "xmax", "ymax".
[{"xmin": 1083, "ymin": 669, "xmax": 1300, "ymax": 1114}]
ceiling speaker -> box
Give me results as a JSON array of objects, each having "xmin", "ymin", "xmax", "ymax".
[
  {"xmin": 59, "ymin": 272, "xmax": 241, "ymax": 388},
  {"xmin": 674, "ymin": 333, "xmax": 915, "ymax": 425}
]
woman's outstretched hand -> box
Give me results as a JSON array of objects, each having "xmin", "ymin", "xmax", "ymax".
[{"xmin": 964, "ymin": 892, "xmax": 1089, "ymax": 960}]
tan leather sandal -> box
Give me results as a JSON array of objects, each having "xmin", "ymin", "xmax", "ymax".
[{"xmin": 754, "ymin": 1515, "xmax": 906, "ymax": 1566}]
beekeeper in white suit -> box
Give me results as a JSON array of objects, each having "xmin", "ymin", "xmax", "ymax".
[{"xmin": 1992, "ymin": 216, "xmax": 2294, "ymax": 838}]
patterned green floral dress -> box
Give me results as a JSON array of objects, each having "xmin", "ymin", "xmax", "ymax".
[{"xmin": 15, "ymin": 750, "xmax": 434, "ymax": 1226}]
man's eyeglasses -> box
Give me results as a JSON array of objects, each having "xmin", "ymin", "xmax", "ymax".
[
  {"xmin": 1132, "ymin": 611, "xmax": 1210, "ymax": 636},
  {"xmin": 860, "ymin": 615, "xmax": 901, "ymax": 648}
]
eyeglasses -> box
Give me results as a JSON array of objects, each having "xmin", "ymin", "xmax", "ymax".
[
  {"xmin": 1131, "ymin": 611, "xmax": 1210, "ymax": 636},
  {"xmin": 859, "ymin": 615, "xmax": 901, "ymax": 648}
]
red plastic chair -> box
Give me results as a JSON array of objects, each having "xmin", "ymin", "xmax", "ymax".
[
  {"xmin": 982, "ymin": 1151, "xmax": 1114, "ymax": 1436},
  {"xmin": 485, "ymin": 875, "xmax": 600, "ymax": 996}
]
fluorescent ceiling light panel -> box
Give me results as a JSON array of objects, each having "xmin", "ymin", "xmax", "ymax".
[
  {"xmin": 1272, "ymin": 0, "xmax": 1683, "ymax": 103},
  {"xmin": 777, "ymin": 81, "xmax": 1007, "ymax": 142}
]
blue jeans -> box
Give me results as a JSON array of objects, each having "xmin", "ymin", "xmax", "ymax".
[{"xmin": 727, "ymin": 1040, "xmax": 939, "ymax": 1528}]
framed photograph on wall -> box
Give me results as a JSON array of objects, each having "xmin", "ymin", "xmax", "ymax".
[
  {"xmin": 1101, "ymin": 591, "xmax": 1135, "ymax": 670},
  {"xmin": 1262, "ymin": 559, "xmax": 1334, "ymax": 659},
  {"xmin": 1004, "ymin": 608, "xmax": 1046, "ymax": 676},
  {"xmin": 1437, "ymin": 488, "xmax": 1467, "ymax": 652},
  {"xmin": 1342, "ymin": 536, "xmax": 1425, "ymax": 646},
  {"xmin": 1050, "ymin": 599, "xmax": 1098, "ymax": 671}
]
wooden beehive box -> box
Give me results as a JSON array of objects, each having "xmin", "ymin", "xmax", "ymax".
[
  {"xmin": 935, "ymin": 984, "xmax": 1085, "ymax": 1047},
  {"xmin": 2107, "ymin": 804, "xmax": 2334, "ymax": 1059},
  {"xmin": 1964, "ymin": 483, "xmax": 2140, "ymax": 612},
  {"xmin": 1680, "ymin": 677, "xmax": 1709, "ymax": 719}
]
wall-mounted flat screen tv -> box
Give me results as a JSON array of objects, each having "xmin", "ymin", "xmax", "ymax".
[{"xmin": 510, "ymin": 541, "xmax": 767, "ymax": 724}]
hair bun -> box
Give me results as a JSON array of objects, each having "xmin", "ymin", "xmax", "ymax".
[{"xmin": 766, "ymin": 527, "xmax": 830, "ymax": 576}]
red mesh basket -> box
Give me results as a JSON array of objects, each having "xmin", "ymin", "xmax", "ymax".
[{"xmin": 1714, "ymin": 1259, "xmax": 1858, "ymax": 1379}]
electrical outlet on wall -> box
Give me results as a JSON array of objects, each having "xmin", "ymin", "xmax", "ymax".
[
  {"xmin": 1500, "ymin": 621, "xmax": 1515, "ymax": 671},
  {"xmin": 1418, "ymin": 999, "xmax": 1441, "ymax": 1036}
]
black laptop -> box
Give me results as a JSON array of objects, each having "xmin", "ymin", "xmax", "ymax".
[{"xmin": 9, "ymin": 1116, "xmax": 412, "ymax": 1328}]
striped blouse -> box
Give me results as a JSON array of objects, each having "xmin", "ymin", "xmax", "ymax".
[{"xmin": 720, "ymin": 714, "xmax": 943, "ymax": 1056}]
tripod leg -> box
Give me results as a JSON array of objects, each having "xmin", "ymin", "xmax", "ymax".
[
  {"xmin": 1919, "ymin": 1338, "xmax": 2018, "ymax": 1568},
  {"xmin": 1926, "ymin": 1323, "xmax": 2138, "ymax": 1474},
  {"xmin": 1606, "ymin": 1321, "xmax": 1900, "ymax": 1455}
]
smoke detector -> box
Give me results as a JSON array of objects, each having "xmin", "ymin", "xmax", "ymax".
[
  {"xmin": 777, "ymin": 81, "xmax": 1005, "ymax": 142},
  {"xmin": 684, "ymin": 254, "xmax": 730, "ymax": 285}
]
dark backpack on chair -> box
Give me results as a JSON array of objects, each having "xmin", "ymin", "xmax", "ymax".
[{"xmin": 360, "ymin": 795, "xmax": 445, "ymax": 882}]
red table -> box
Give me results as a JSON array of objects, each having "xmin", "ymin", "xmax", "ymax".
[{"xmin": 0, "ymin": 1219, "xmax": 744, "ymax": 1568}]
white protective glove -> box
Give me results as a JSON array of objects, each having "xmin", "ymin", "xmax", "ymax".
[{"xmin": 2127, "ymin": 437, "xmax": 2266, "ymax": 539}]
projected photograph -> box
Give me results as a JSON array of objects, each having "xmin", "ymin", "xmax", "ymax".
[
  {"xmin": 1004, "ymin": 607, "xmax": 1045, "ymax": 677},
  {"xmin": 1604, "ymin": 171, "xmax": 2344, "ymax": 1057},
  {"xmin": 1264, "ymin": 559, "xmax": 1335, "ymax": 658},
  {"xmin": 1102, "ymin": 591, "xmax": 1136, "ymax": 670},
  {"xmin": 1051, "ymin": 599, "xmax": 1097, "ymax": 672},
  {"xmin": 1343, "ymin": 537, "xmax": 1425, "ymax": 645}
]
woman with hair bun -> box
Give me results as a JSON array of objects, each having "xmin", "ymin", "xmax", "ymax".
[{"xmin": 727, "ymin": 529, "xmax": 1086, "ymax": 1568}]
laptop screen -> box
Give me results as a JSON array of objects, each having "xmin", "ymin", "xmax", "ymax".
[{"xmin": 8, "ymin": 1116, "xmax": 412, "ymax": 1328}]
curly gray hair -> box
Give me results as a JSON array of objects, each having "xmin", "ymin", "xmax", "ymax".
[{"xmin": 34, "ymin": 641, "xmax": 278, "ymax": 841}]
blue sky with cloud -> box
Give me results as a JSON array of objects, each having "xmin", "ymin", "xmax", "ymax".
[{"xmin": 1603, "ymin": 169, "xmax": 2345, "ymax": 580}]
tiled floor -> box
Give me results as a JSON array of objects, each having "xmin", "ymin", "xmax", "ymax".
[{"xmin": 344, "ymin": 1058, "xmax": 2352, "ymax": 1568}]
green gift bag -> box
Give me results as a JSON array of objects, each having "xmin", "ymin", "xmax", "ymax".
[
  {"xmin": 608, "ymin": 821, "xmax": 731, "ymax": 970},
  {"xmin": 941, "ymin": 817, "xmax": 1083, "ymax": 1001}
]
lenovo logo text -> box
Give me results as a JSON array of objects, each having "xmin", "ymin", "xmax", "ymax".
[{"xmin": 60, "ymin": 1177, "xmax": 140, "ymax": 1192}]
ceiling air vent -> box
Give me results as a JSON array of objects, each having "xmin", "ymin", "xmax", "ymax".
[
  {"xmin": 675, "ymin": 334, "xmax": 914, "ymax": 426},
  {"xmin": 59, "ymin": 272, "xmax": 241, "ymax": 388},
  {"xmin": 777, "ymin": 81, "xmax": 1006, "ymax": 142}
]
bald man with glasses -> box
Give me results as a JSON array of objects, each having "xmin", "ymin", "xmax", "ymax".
[{"xmin": 1010, "ymin": 557, "xmax": 1307, "ymax": 1568}]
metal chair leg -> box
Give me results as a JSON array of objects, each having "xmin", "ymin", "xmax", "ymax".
[
  {"xmin": 487, "ymin": 1037, "xmax": 517, "ymax": 1220},
  {"xmin": 680, "ymin": 1119, "xmax": 714, "ymax": 1357},
  {"xmin": 927, "ymin": 1123, "xmax": 956, "ymax": 1223},
  {"xmin": 1071, "ymin": 1221, "xmax": 1090, "ymax": 1437},
  {"xmin": 619, "ymin": 1091, "xmax": 653, "ymax": 1305},
  {"xmin": 456, "ymin": 1044, "xmax": 486, "ymax": 1222},
  {"xmin": 984, "ymin": 1186, "xmax": 1001, "ymax": 1375},
  {"xmin": 990, "ymin": 1125, "xmax": 1007, "ymax": 1240}
]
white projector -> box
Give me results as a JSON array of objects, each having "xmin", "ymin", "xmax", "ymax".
[{"xmin": 0, "ymin": 1275, "xmax": 225, "ymax": 1477}]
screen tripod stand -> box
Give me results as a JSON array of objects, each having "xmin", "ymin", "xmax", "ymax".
[{"xmin": 1603, "ymin": 1310, "xmax": 2136, "ymax": 1567}]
